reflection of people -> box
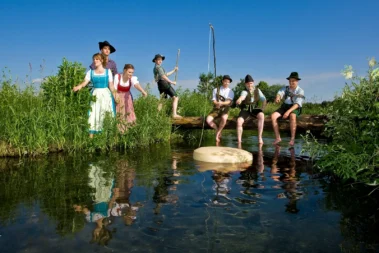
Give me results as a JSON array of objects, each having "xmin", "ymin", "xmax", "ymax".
[
  {"xmin": 271, "ymin": 72, "xmax": 305, "ymax": 146},
  {"xmin": 271, "ymin": 146, "xmax": 301, "ymax": 214},
  {"xmin": 206, "ymin": 75, "xmax": 234, "ymax": 143},
  {"xmin": 114, "ymin": 64, "xmax": 147, "ymax": 133},
  {"xmin": 238, "ymin": 143, "xmax": 265, "ymax": 199},
  {"xmin": 73, "ymin": 53, "xmax": 116, "ymax": 138},
  {"xmin": 211, "ymin": 171, "xmax": 232, "ymax": 205},
  {"xmin": 73, "ymin": 164, "xmax": 117, "ymax": 245},
  {"xmin": 153, "ymin": 157, "xmax": 180, "ymax": 214},
  {"xmin": 152, "ymin": 54, "xmax": 181, "ymax": 118},
  {"xmin": 112, "ymin": 160, "xmax": 140, "ymax": 226},
  {"xmin": 235, "ymin": 75, "xmax": 267, "ymax": 144}
]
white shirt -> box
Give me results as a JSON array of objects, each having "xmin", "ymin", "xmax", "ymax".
[
  {"xmin": 84, "ymin": 69, "xmax": 113, "ymax": 82},
  {"xmin": 114, "ymin": 75, "xmax": 138, "ymax": 90},
  {"xmin": 277, "ymin": 86, "xmax": 305, "ymax": 107},
  {"xmin": 212, "ymin": 86, "xmax": 234, "ymax": 101}
]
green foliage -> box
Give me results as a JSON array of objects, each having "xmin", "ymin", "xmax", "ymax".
[
  {"xmin": 196, "ymin": 72, "xmax": 223, "ymax": 97},
  {"xmin": 123, "ymin": 91, "xmax": 172, "ymax": 147},
  {"xmin": 0, "ymin": 155, "xmax": 98, "ymax": 235},
  {"xmin": 230, "ymin": 78, "xmax": 245, "ymax": 108},
  {"xmin": 0, "ymin": 59, "xmax": 172, "ymax": 156},
  {"xmin": 258, "ymin": 83, "xmax": 285, "ymax": 102},
  {"xmin": 177, "ymin": 88, "xmax": 213, "ymax": 117},
  {"xmin": 257, "ymin": 81, "xmax": 268, "ymax": 91},
  {"xmin": 303, "ymin": 60, "xmax": 379, "ymax": 183}
]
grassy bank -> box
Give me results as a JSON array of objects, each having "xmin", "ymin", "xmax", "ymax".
[
  {"xmin": 0, "ymin": 59, "xmax": 172, "ymax": 156},
  {"xmin": 0, "ymin": 59, "xmax": 326, "ymax": 157}
]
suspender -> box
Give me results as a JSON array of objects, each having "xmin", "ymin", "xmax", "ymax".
[{"xmin": 284, "ymin": 86, "xmax": 305, "ymax": 105}]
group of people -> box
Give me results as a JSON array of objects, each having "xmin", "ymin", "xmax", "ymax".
[
  {"xmin": 206, "ymin": 72, "xmax": 305, "ymax": 146},
  {"xmin": 72, "ymin": 41, "xmax": 183, "ymax": 137},
  {"xmin": 72, "ymin": 40, "xmax": 305, "ymax": 145},
  {"xmin": 73, "ymin": 41, "xmax": 149, "ymax": 137}
]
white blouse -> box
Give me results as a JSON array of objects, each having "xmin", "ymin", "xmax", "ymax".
[{"xmin": 114, "ymin": 75, "xmax": 139, "ymax": 91}]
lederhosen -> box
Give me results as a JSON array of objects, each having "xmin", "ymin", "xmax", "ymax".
[{"xmin": 154, "ymin": 65, "xmax": 177, "ymax": 98}]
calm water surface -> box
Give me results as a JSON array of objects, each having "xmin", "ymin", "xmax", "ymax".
[{"xmin": 0, "ymin": 131, "xmax": 378, "ymax": 253}]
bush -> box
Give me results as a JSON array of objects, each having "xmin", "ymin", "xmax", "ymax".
[{"xmin": 303, "ymin": 59, "xmax": 379, "ymax": 183}]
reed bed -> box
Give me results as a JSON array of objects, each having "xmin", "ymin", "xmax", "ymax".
[{"xmin": 0, "ymin": 59, "xmax": 326, "ymax": 156}]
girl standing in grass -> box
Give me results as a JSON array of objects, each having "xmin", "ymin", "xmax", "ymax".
[
  {"xmin": 114, "ymin": 64, "xmax": 147, "ymax": 133},
  {"xmin": 73, "ymin": 53, "xmax": 116, "ymax": 138}
]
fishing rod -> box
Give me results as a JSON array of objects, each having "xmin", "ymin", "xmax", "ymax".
[
  {"xmin": 174, "ymin": 49, "xmax": 180, "ymax": 83},
  {"xmin": 199, "ymin": 23, "xmax": 217, "ymax": 148},
  {"xmin": 209, "ymin": 23, "xmax": 216, "ymax": 77}
]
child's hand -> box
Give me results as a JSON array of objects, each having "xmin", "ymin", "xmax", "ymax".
[
  {"xmin": 114, "ymin": 93, "xmax": 120, "ymax": 103},
  {"xmin": 73, "ymin": 85, "xmax": 81, "ymax": 92}
]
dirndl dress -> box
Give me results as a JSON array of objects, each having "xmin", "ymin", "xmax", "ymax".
[
  {"xmin": 88, "ymin": 69, "xmax": 116, "ymax": 134},
  {"xmin": 115, "ymin": 74, "xmax": 137, "ymax": 132}
]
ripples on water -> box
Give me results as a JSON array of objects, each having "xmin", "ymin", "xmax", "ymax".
[{"xmin": 0, "ymin": 130, "xmax": 378, "ymax": 253}]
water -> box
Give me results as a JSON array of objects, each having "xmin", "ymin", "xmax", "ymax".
[{"xmin": 0, "ymin": 131, "xmax": 378, "ymax": 253}]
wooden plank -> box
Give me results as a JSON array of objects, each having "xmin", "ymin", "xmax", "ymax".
[{"xmin": 172, "ymin": 115, "xmax": 327, "ymax": 134}]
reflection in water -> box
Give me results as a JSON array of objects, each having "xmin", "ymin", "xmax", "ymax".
[
  {"xmin": 153, "ymin": 156, "xmax": 180, "ymax": 215},
  {"xmin": 0, "ymin": 139, "xmax": 378, "ymax": 252},
  {"xmin": 237, "ymin": 144, "xmax": 265, "ymax": 204},
  {"xmin": 271, "ymin": 145, "xmax": 302, "ymax": 214},
  {"xmin": 211, "ymin": 171, "xmax": 231, "ymax": 205},
  {"xmin": 73, "ymin": 163, "xmax": 116, "ymax": 246},
  {"xmin": 196, "ymin": 156, "xmax": 248, "ymax": 207},
  {"xmin": 113, "ymin": 159, "xmax": 140, "ymax": 226}
]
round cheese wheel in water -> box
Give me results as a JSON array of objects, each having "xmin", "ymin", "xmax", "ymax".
[{"xmin": 193, "ymin": 146, "xmax": 253, "ymax": 164}]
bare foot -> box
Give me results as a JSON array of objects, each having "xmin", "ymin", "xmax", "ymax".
[
  {"xmin": 237, "ymin": 142, "xmax": 242, "ymax": 149},
  {"xmin": 273, "ymin": 138, "xmax": 281, "ymax": 145},
  {"xmin": 289, "ymin": 139, "xmax": 295, "ymax": 146},
  {"xmin": 173, "ymin": 114, "xmax": 183, "ymax": 119},
  {"xmin": 258, "ymin": 138, "xmax": 264, "ymax": 144}
]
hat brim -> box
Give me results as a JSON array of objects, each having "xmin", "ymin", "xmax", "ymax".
[
  {"xmin": 99, "ymin": 42, "xmax": 116, "ymax": 54},
  {"xmin": 152, "ymin": 56, "xmax": 165, "ymax": 62},
  {"xmin": 286, "ymin": 77, "xmax": 301, "ymax": 80},
  {"xmin": 223, "ymin": 77, "xmax": 233, "ymax": 83}
]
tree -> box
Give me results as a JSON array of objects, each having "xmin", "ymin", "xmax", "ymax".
[
  {"xmin": 197, "ymin": 72, "xmax": 223, "ymax": 97},
  {"xmin": 257, "ymin": 81, "xmax": 269, "ymax": 92},
  {"xmin": 263, "ymin": 83, "xmax": 285, "ymax": 102}
]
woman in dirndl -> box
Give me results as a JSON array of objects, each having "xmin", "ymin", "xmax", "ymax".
[
  {"xmin": 114, "ymin": 64, "xmax": 147, "ymax": 133},
  {"xmin": 73, "ymin": 53, "xmax": 116, "ymax": 138}
]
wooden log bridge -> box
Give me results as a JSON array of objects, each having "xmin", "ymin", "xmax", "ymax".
[{"xmin": 172, "ymin": 115, "xmax": 327, "ymax": 134}]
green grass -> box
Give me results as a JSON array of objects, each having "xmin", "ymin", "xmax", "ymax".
[
  {"xmin": 0, "ymin": 60, "xmax": 173, "ymax": 156},
  {"xmin": 0, "ymin": 59, "xmax": 328, "ymax": 156}
]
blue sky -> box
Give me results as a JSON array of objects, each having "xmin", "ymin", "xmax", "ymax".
[{"xmin": 1, "ymin": 0, "xmax": 378, "ymax": 101}]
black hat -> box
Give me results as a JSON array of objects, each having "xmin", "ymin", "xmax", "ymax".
[
  {"xmin": 222, "ymin": 75, "xmax": 232, "ymax": 83},
  {"xmin": 244, "ymin": 74, "xmax": 254, "ymax": 83},
  {"xmin": 286, "ymin": 72, "xmax": 301, "ymax": 80},
  {"xmin": 99, "ymin": 41, "xmax": 116, "ymax": 54},
  {"xmin": 152, "ymin": 54, "xmax": 165, "ymax": 62}
]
